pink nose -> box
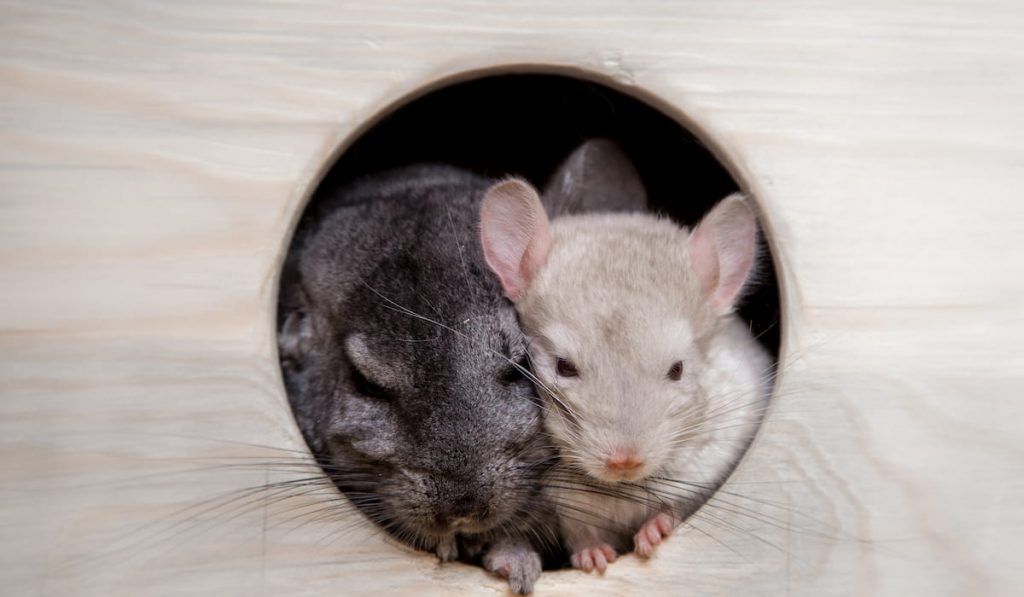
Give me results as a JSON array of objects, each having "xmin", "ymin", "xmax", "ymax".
[{"xmin": 605, "ymin": 452, "xmax": 645, "ymax": 472}]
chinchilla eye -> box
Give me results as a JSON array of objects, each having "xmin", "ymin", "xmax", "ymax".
[
  {"xmin": 667, "ymin": 360, "xmax": 684, "ymax": 381},
  {"xmin": 555, "ymin": 358, "xmax": 579, "ymax": 378},
  {"xmin": 500, "ymin": 355, "xmax": 529, "ymax": 385},
  {"xmin": 351, "ymin": 365, "xmax": 391, "ymax": 399}
]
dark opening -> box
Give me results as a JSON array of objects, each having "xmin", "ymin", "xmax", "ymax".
[{"xmin": 303, "ymin": 73, "xmax": 780, "ymax": 355}]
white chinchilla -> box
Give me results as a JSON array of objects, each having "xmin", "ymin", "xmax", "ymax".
[{"xmin": 479, "ymin": 144, "xmax": 772, "ymax": 573}]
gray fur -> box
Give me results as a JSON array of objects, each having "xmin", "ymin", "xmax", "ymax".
[
  {"xmin": 278, "ymin": 164, "xmax": 554, "ymax": 590},
  {"xmin": 541, "ymin": 138, "xmax": 648, "ymax": 216}
]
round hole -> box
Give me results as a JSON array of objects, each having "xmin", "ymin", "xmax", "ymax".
[{"xmin": 277, "ymin": 71, "xmax": 781, "ymax": 575}]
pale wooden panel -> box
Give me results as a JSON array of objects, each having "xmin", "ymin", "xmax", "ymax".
[{"xmin": 1, "ymin": 1, "xmax": 1022, "ymax": 595}]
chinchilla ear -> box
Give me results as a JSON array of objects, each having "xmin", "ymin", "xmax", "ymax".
[
  {"xmin": 280, "ymin": 310, "xmax": 314, "ymax": 360},
  {"xmin": 541, "ymin": 138, "xmax": 648, "ymax": 217},
  {"xmin": 278, "ymin": 278, "xmax": 316, "ymax": 362},
  {"xmin": 688, "ymin": 193, "xmax": 758, "ymax": 315},
  {"xmin": 479, "ymin": 178, "xmax": 551, "ymax": 302}
]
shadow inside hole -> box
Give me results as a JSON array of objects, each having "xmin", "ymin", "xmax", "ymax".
[{"xmin": 303, "ymin": 73, "xmax": 780, "ymax": 356}]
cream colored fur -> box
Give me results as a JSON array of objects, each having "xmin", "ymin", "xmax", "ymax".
[{"xmin": 517, "ymin": 212, "xmax": 773, "ymax": 560}]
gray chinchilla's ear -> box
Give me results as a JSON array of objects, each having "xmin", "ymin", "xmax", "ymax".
[
  {"xmin": 541, "ymin": 138, "xmax": 648, "ymax": 217},
  {"xmin": 279, "ymin": 310, "xmax": 314, "ymax": 361},
  {"xmin": 278, "ymin": 280, "xmax": 316, "ymax": 362}
]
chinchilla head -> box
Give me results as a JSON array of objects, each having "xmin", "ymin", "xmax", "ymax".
[{"xmin": 279, "ymin": 166, "xmax": 552, "ymax": 550}]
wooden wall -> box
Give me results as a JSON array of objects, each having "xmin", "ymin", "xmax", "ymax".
[{"xmin": 1, "ymin": 1, "xmax": 1021, "ymax": 595}]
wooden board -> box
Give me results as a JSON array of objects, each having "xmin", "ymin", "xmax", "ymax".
[{"xmin": 1, "ymin": 1, "xmax": 1022, "ymax": 595}]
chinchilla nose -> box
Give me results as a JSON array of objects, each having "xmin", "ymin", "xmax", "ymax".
[
  {"xmin": 435, "ymin": 490, "xmax": 489, "ymax": 526},
  {"xmin": 605, "ymin": 450, "xmax": 645, "ymax": 473}
]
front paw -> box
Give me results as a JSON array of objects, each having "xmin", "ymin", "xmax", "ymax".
[
  {"xmin": 483, "ymin": 542, "xmax": 542, "ymax": 595},
  {"xmin": 633, "ymin": 512, "xmax": 678, "ymax": 557},
  {"xmin": 435, "ymin": 535, "xmax": 458, "ymax": 562},
  {"xmin": 570, "ymin": 543, "xmax": 617, "ymax": 573}
]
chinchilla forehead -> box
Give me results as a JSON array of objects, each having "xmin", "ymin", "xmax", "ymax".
[{"xmin": 524, "ymin": 215, "xmax": 717, "ymax": 334}]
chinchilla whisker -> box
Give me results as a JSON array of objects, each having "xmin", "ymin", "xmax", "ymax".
[
  {"xmin": 681, "ymin": 518, "xmax": 756, "ymax": 565},
  {"xmin": 514, "ymin": 509, "xmax": 560, "ymax": 549},
  {"xmin": 362, "ymin": 284, "xmax": 596, "ymax": 474},
  {"xmin": 672, "ymin": 406, "xmax": 768, "ymax": 433},
  {"xmin": 637, "ymin": 484, "xmax": 780, "ymax": 539},
  {"xmin": 142, "ymin": 475, "xmax": 340, "ymax": 533},
  {"xmin": 539, "ymin": 499, "xmax": 633, "ymax": 536},
  {"xmin": 178, "ymin": 452, "xmax": 331, "ymax": 464},
  {"xmin": 361, "ymin": 281, "xmax": 456, "ymax": 330},
  {"xmin": 124, "ymin": 476, "xmax": 329, "ymax": 539},
  {"xmin": 696, "ymin": 392, "xmax": 771, "ymax": 420},
  {"xmin": 260, "ymin": 489, "xmax": 360, "ymax": 527},
  {"xmin": 363, "ymin": 280, "xmax": 582, "ymax": 423},
  {"xmin": 706, "ymin": 498, "xmax": 843, "ymax": 539},
  {"xmin": 752, "ymin": 320, "xmax": 779, "ymax": 342},
  {"xmin": 704, "ymin": 393, "xmax": 773, "ymax": 418},
  {"xmin": 152, "ymin": 463, "xmax": 331, "ymax": 480},
  {"xmin": 444, "ymin": 202, "xmax": 476, "ymax": 298},
  {"xmin": 510, "ymin": 523, "xmax": 550, "ymax": 553},
  {"xmin": 372, "ymin": 284, "xmax": 598, "ymax": 452},
  {"xmin": 523, "ymin": 353, "xmax": 581, "ymax": 422},
  {"xmin": 13, "ymin": 453, "xmax": 336, "ymax": 493},
  {"xmin": 375, "ymin": 288, "xmax": 565, "ymax": 417},
  {"xmin": 688, "ymin": 508, "xmax": 789, "ymax": 554},
  {"xmin": 144, "ymin": 433, "xmax": 315, "ymax": 454},
  {"xmin": 668, "ymin": 422, "xmax": 759, "ymax": 445},
  {"xmin": 57, "ymin": 478, "xmax": 325, "ymax": 572},
  {"xmin": 269, "ymin": 501, "xmax": 365, "ymax": 536},
  {"xmin": 647, "ymin": 478, "xmax": 841, "ymax": 538},
  {"xmin": 370, "ymin": 280, "xmax": 581, "ymax": 417},
  {"xmin": 154, "ymin": 483, "xmax": 330, "ymax": 543},
  {"xmin": 697, "ymin": 499, "xmax": 830, "ymax": 540},
  {"xmin": 710, "ymin": 485, "xmax": 827, "ymax": 516},
  {"xmin": 313, "ymin": 511, "xmax": 388, "ymax": 549},
  {"xmin": 265, "ymin": 502, "xmax": 351, "ymax": 533},
  {"xmin": 518, "ymin": 452, "xmax": 560, "ymax": 468},
  {"xmin": 307, "ymin": 521, "xmax": 372, "ymax": 554},
  {"xmin": 543, "ymin": 482, "xmax": 669, "ymax": 511},
  {"xmin": 370, "ymin": 517, "xmax": 427, "ymax": 553},
  {"xmin": 542, "ymin": 481, "xmax": 643, "ymax": 504},
  {"xmin": 668, "ymin": 400, "xmax": 770, "ymax": 439},
  {"xmin": 497, "ymin": 509, "xmax": 544, "ymax": 545}
]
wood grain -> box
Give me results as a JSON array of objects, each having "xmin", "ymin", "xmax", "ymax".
[{"xmin": 1, "ymin": 1, "xmax": 1022, "ymax": 595}]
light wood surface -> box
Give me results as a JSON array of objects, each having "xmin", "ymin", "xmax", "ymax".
[{"xmin": 2, "ymin": 1, "xmax": 1022, "ymax": 595}]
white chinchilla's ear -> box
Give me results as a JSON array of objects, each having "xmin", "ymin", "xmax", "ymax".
[
  {"xmin": 479, "ymin": 178, "xmax": 552, "ymax": 302},
  {"xmin": 541, "ymin": 138, "xmax": 647, "ymax": 217},
  {"xmin": 688, "ymin": 193, "xmax": 758, "ymax": 314}
]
